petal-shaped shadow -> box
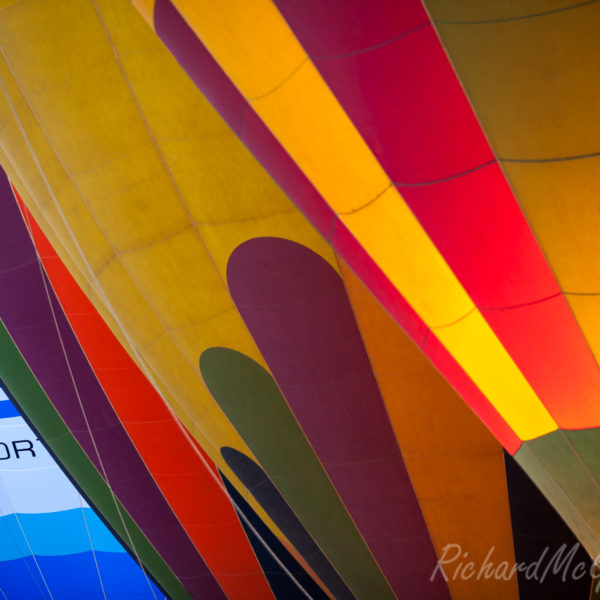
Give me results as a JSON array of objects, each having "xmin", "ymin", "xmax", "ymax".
[{"xmin": 219, "ymin": 468, "xmax": 329, "ymax": 600}]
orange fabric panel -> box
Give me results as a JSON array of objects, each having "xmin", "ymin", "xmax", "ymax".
[{"xmin": 339, "ymin": 260, "xmax": 519, "ymax": 600}]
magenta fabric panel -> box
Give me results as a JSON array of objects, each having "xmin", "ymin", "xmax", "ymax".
[{"xmin": 228, "ymin": 236, "xmax": 452, "ymax": 599}]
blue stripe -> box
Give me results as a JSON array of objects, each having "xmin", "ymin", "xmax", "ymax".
[
  {"xmin": 0, "ymin": 509, "xmax": 125, "ymax": 560},
  {"xmin": 0, "ymin": 551, "xmax": 165, "ymax": 599},
  {"xmin": 0, "ymin": 399, "xmax": 19, "ymax": 419}
]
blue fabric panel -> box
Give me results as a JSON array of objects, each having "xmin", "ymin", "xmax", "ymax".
[
  {"xmin": 0, "ymin": 551, "xmax": 165, "ymax": 599},
  {"xmin": 0, "ymin": 508, "xmax": 124, "ymax": 559}
]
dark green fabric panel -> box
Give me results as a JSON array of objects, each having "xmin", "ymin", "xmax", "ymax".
[
  {"xmin": 515, "ymin": 431, "xmax": 600, "ymax": 556},
  {"xmin": 200, "ymin": 347, "xmax": 391, "ymax": 600},
  {"xmin": 0, "ymin": 320, "xmax": 191, "ymax": 600},
  {"xmin": 564, "ymin": 429, "xmax": 600, "ymax": 480}
]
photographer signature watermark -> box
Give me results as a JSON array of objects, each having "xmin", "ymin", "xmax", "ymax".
[{"xmin": 431, "ymin": 543, "xmax": 600, "ymax": 588}]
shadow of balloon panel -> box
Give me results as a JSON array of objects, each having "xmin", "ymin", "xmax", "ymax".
[{"xmin": 220, "ymin": 469, "xmax": 329, "ymax": 600}]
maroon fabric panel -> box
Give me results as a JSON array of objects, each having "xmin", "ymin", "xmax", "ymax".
[
  {"xmin": 0, "ymin": 172, "xmax": 225, "ymax": 599},
  {"xmin": 276, "ymin": 1, "xmax": 492, "ymax": 183},
  {"xmin": 275, "ymin": 0, "xmax": 427, "ymax": 56},
  {"xmin": 228, "ymin": 236, "xmax": 451, "ymax": 599}
]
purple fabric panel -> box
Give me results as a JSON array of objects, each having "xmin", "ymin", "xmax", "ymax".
[
  {"xmin": 0, "ymin": 173, "xmax": 225, "ymax": 598},
  {"xmin": 153, "ymin": 0, "xmax": 336, "ymax": 236},
  {"xmin": 228, "ymin": 237, "xmax": 450, "ymax": 599}
]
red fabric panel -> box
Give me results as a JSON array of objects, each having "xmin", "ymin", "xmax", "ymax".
[
  {"xmin": 404, "ymin": 164, "xmax": 600, "ymax": 429},
  {"xmin": 482, "ymin": 296, "xmax": 600, "ymax": 430},
  {"xmin": 17, "ymin": 199, "xmax": 275, "ymax": 600},
  {"xmin": 401, "ymin": 163, "xmax": 559, "ymax": 307}
]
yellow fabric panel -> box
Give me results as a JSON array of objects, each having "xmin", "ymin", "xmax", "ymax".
[
  {"xmin": 341, "ymin": 187, "xmax": 474, "ymax": 326},
  {"xmin": 165, "ymin": 0, "xmax": 557, "ymax": 440},
  {"xmin": 428, "ymin": 2, "xmax": 600, "ymax": 160},
  {"xmin": 426, "ymin": 0, "xmax": 582, "ymax": 22},
  {"xmin": 561, "ymin": 296, "xmax": 600, "ymax": 363},
  {"xmin": 171, "ymin": 0, "xmax": 306, "ymax": 99},
  {"xmin": 435, "ymin": 311, "xmax": 557, "ymax": 438},
  {"xmin": 0, "ymin": 0, "xmax": 347, "ymax": 554},
  {"xmin": 340, "ymin": 259, "xmax": 520, "ymax": 600},
  {"xmin": 0, "ymin": 44, "xmax": 117, "ymax": 279}
]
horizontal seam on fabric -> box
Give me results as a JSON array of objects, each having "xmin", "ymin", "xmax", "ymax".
[
  {"xmin": 564, "ymin": 290, "xmax": 600, "ymax": 296},
  {"xmin": 337, "ymin": 182, "xmax": 393, "ymax": 215},
  {"xmin": 435, "ymin": 0, "xmax": 599, "ymax": 25},
  {"xmin": 479, "ymin": 291, "xmax": 562, "ymax": 311},
  {"xmin": 500, "ymin": 149, "xmax": 600, "ymax": 163},
  {"xmin": 247, "ymin": 57, "xmax": 310, "ymax": 102},
  {"xmin": 311, "ymin": 21, "xmax": 431, "ymax": 60},
  {"xmin": 430, "ymin": 306, "xmax": 476, "ymax": 330},
  {"xmin": 394, "ymin": 158, "xmax": 495, "ymax": 187}
]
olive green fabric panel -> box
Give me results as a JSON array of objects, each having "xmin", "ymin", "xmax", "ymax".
[
  {"xmin": 200, "ymin": 347, "xmax": 394, "ymax": 600},
  {"xmin": 515, "ymin": 432, "xmax": 600, "ymax": 556}
]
